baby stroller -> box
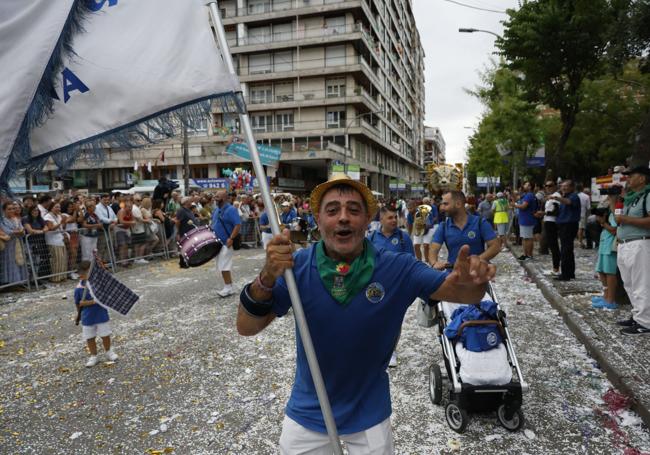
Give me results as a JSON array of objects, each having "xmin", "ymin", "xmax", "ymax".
[{"xmin": 428, "ymin": 282, "xmax": 529, "ymax": 433}]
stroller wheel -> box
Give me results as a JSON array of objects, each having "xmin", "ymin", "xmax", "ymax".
[
  {"xmin": 445, "ymin": 402, "xmax": 469, "ymax": 433},
  {"xmin": 497, "ymin": 405, "xmax": 524, "ymax": 431},
  {"xmin": 428, "ymin": 363, "xmax": 443, "ymax": 405}
]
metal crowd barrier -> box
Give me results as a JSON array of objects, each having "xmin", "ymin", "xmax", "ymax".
[
  {"xmin": 107, "ymin": 220, "xmax": 169, "ymax": 270},
  {"xmin": 0, "ymin": 235, "xmax": 31, "ymax": 292},
  {"xmin": 240, "ymin": 218, "xmax": 260, "ymax": 247}
]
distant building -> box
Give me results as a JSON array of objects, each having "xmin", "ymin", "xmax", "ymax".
[{"xmin": 423, "ymin": 126, "xmax": 445, "ymax": 165}]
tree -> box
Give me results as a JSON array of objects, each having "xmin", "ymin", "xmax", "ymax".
[
  {"xmin": 497, "ymin": 0, "xmax": 613, "ymax": 168},
  {"xmin": 467, "ymin": 62, "xmax": 542, "ymax": 187}
]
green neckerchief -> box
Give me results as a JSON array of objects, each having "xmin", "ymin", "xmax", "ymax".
[
  {"xmin": 623, "ymin": 184, "xmax": 650, "ymax": 206},
  {"xmin": 316, "ymin": 239, "xmax": 376, "ymax": 307}
]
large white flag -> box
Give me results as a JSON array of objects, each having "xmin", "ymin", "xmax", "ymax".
[
  {"xmin": 0, "ymin": 0, "xmax": 77, "ymax": 182},
  {"xmin": 29, "ymin": 0, "xmax": 241, "ymax": 160}
]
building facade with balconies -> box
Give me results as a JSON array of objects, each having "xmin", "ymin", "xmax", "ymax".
[{"xmin": 39, "ymin": 0, "xmax": 426, "ymax": 195}]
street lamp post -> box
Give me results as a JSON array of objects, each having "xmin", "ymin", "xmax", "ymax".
[{"xmin": 458, "ymin": 27, "xmax": 501, "ymax": 39}]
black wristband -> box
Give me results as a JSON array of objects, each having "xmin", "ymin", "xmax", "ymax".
[{"xmin": 240, "ymin": 283, "xmax": 274, "ymax": 318}]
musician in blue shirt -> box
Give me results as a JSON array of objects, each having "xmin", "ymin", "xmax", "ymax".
[
  {"xmin": 368, "ymin": 205, "xmax": 415, "ymax": 255},
  {"xmin": 210, "ymin": 190, "xmax": 241, "ymax": 297}
]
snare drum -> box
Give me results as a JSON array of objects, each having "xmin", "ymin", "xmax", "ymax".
[{"xmin": 178, "ymin": 226, "xmax": 222, "ymax": 267}]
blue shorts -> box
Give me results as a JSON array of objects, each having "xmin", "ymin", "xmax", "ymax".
[{"xmin": 596, "ymin": 253, "xmax": 617, "ymax": 275}]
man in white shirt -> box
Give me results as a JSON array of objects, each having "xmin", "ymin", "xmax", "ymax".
[
  {"xmin": 578, "ymin": 186, "xmax": 592, "ymax": 248},
  {"xmin": 96, "ymin": 193, "xmax": 117, "ymax": 227}
]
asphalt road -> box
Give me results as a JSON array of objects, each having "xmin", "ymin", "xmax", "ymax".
[{"xmin": 1, "ymin": 248, "xmax": 649, "ymax": 454}]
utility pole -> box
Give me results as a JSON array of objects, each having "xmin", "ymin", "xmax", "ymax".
[{"xmin": 182, "ymin": 124, "xmax": 189, "ymax": 196}]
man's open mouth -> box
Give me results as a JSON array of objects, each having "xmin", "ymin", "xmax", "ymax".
[{"xmin": 335, "ymin": 228, "xmax": 353, "ymax": 239}]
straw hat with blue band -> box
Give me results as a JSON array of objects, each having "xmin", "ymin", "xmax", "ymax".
[{"xmin": 310, "ymin": 175, "xmax": 378, "ymax": 218}]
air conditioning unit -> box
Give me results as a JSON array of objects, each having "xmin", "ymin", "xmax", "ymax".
[{"xmin": 52, "ymin": 181, "xmax": 64, "ymax": 191}]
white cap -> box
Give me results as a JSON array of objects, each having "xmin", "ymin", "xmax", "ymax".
[
  {"xmin": 496, "ymin": 192, "xmax": 504, "ymax": 198},
  {"xmin": 281, "ymin": 201, "xmax": 291, "ymax": 207}
]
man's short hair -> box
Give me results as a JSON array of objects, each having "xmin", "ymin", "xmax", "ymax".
[
  {"xmin": 101, "ymin": 193, "xmax": 110, "ymax": 199},
  {"xmin": 380, "ymin": 205, "xmax": 397, "ymax": 215},
  {"xmin": 38, "ymin": 194, "xmax": 52, "ymax": 204},
  {"xmin": 445, "ymin": 190, "xmax": 466, "ymax": 205}
]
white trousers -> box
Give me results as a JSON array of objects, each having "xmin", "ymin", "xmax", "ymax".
[
  {"xmin": 617, "ymin": 239, "xmax": 650, "ymax": 327},
  {"xmin": 279, "ymin": 416, "xmax": 394, "ymax": 455},
  {"xmin": 261, "ymin": 232, "xmax": 273, "ymax": 250}
]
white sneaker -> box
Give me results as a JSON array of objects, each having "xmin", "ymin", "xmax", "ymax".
[
  {"xmin": 389, "ymin": 352, "xmax": 398, "ymax": 368},
  {"xmin": 217, "ymin": 287, "xmax": 234, "ymax": 298},
  {"xmin": 105, "ymin": 350, "xmax": 118, "ymax": 361},
  {"xmin": 85, "ymin": 355, "xmax": 98, "ymax": 367},
  {"xmin": 135, "ymin": 258, "xmax": 149, "ymax": 264},
  {"xmin": 69, "ymin": 272, "xmax": 79, "ymax": 280}
]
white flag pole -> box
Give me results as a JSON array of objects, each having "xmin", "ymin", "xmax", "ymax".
[{"xmin": 207, "ymin": 3, "xmax": 343, "ymax": 453}]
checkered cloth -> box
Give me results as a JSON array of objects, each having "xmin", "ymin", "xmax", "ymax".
[{"xmin": 87, "ymin": 256, "xmax": 139, "ymax": 315}]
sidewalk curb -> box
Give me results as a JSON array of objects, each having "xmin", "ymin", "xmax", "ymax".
[{"xmin": 517, "ymin": 255, "xmax": 650, "ymax": 428}]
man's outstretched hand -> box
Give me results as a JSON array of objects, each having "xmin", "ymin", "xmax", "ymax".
[{"xmin": 447, "ymin": 245, "xmax": 496, "ymax": 286}]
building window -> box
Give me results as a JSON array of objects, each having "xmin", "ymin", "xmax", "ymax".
[
  {"xmin": 325, "ymin": 16, "xmax": 346, "ymax": 35},
  {"xmin": 247, "ymin": 0, "xmax": 270, "ymax": 15},
  {"xmin": 276, "ymin": 111, "xmax": 294, "ymax": 131},
  {"xmin": 326, "ymin": 108, "xmax": 346, "ymax": 128},
  {"xmin": 250, "ymin": 84, "xmax": 272, "ymax": 104},
  {"xmin": 273, "ymin": 51, "xmax": 293, "ymax": 72},
  {"xmin": 251, "ymin": 113, "xmax": 273, "ymax": 132},
  {"xmin": 249, "ymin": 53, "xmax": 271, "ymax": 74},
  {"xmin": 274, "ymin": 81, "xmax": 294, "ymax": 102},
  {"xmin": 325, "ymin": 45, "xmax": 346, "ymax": 66},
  {"xmin": 326, "ymin": 77, "xmax": 346, "ymax": 98},
  {"xmin": 273, "ymin": 23, "xmax": 292, "ymax": 42},
  {"xmin": 248, "ymin": 25, "xmax": 271, "ymax": 45},
  {"xmin": 191, "ymin": 166, "xmax": 209, "ymax": 179}
]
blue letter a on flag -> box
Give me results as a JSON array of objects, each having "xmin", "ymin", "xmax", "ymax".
[{"xmin": 62, "ymin": 68, "xmax": 90, "ymax": 103}]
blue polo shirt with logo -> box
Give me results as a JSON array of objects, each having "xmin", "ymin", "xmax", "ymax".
[
  {"xmin": 367, "ymin": 228, "xmax": 415, "ymax": 255},
  {"xmin": 432, "ymin": 214, "xmax": 496, "ymax": 264},
  {"xmin": 518, "ymin": 192, "xmax": 537, "ymax": 226},
  {"xmin": 556, "ymin": 192, "xmax": 581, "ymax": 224},
  {"xmin": 271, "ymin": 244, "xmax": 448, "ymax": 434}
]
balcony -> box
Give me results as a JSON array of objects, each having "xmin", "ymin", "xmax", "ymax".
[
  {"xmin": 230, "ymin": 22, "xmax": 366, "ymax": 54},
  {"xmin": 222, "ymin": 0, "xmax": 363, "ymax": 24}
]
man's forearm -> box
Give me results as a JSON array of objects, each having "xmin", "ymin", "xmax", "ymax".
[{"xmin": 429, "ymin": 244, "xmax": 441, "ymax": 263}]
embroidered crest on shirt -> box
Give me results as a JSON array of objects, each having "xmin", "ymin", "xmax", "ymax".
[
  {"xmin": 391, "ymin": 237, "xmax": 399, "ymax": 245},
  {"xmin": 467, "ymin": 231, "xmax": 476, "ymax": 239},
  {"xmin": 365, "ymin": 282, "xmax": 385, "ymax": 303}
]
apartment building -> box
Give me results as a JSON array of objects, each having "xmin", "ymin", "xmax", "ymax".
[
  {"xmin": 39, "ymin": 0, "xmax": 426, "ymax": 195},
  {"xmin": 424, "ymin": 126, "xmax": 446, "ymax": 166}
]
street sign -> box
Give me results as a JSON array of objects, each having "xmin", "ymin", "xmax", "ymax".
[
  {"xmin": 194, "ymin": 178, "xmax": 230, "ymax": 189},
  {"xmin": 226, "ymin": 140, "xmax": 281, "ymax": 167}
]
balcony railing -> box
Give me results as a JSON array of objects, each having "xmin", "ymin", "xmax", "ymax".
[
  {"xmin": 229, "ymin": 22, "xmax": 366, "ymax": 48},
  {"xmin": 223, "ymin": 0, "xmax": 355, "ymax": 18}
]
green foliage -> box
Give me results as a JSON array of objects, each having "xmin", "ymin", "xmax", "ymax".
[
  {"xmin": 497, "ymin": 0, "xmax": 614, "ymax": 156},
  {"xmin": 466, "ymin": 62, "xmax": 541, "ymax": 185}
]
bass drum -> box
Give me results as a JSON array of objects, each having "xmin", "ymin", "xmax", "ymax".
[
  {"xmin": 289, "ymin": 217, "xmax": 309, "ymax": 243},
  {"xmin": 178, "ymin": 226, "xmax": 222, "ymax": 267}
]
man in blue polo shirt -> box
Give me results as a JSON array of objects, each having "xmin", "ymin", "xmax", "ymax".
[
  {"xmin": 513, "ymin": 181, "xmax": 537, "ymax": 261},
  {"xmin": 211, "ymin": 189, "xmax": 241, "ymax": 297},
  {"xmin": 368, "ymin": 205, "xmax": 415, "ymax": 255},
  {"xmin": 368, "ymin": 204, "xmax": 415, "ymax": 368},
  {"xmin": 553, "ymin": 179, "xmax": 581, "ymax": 281},
  {"xmin": 429, "ymin": 190, "xmax": 500, "ymax": 269},
  {"xmin": 236, "ymin": 177, "xmax": 496, "ymax": 453}
]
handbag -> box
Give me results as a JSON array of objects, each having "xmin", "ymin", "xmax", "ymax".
[
  {"xmin": 219, "ymin": 209, "xmax": 242, "ymax": 250},
  {"xmin": 416, "ymin": 298, "xmax": 435, "ymax": 328}
]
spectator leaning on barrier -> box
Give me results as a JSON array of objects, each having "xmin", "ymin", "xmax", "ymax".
[
  {"xmin": 80, "ymin": 200, "xmax": 102, "ymax": 262},
  {"xmin": 96, "ymin": 194, "xmax": 117, "ymax": 229},
  {"xmin": 578, "ymin": 185, "xmax": 592, "ymax": 249},
  {"xmin": 553, "ymin": 180, "xmax": 581, "ymax": 282},
  {"xmin": 61, "ymin": 199, "xmax": 81, "ymax": 279},
  {"xmin": 22, "ymin": 204, "xmax": 50, "ymax": 277},
  {"xmin": 211, "ymin": 189, "xmax": 241, "ymax": 298},
  {"xmin": 614, "ymin": 165, "xmax": 650, "ymax": 335},
  {"xmin": 44, "ymin": 202, "xmax": 68, "ymax": 282},
  {"xmin": 131, "ymin": 195, "xmax": 149, "ymax": 264},
  {"xmin": 1, "ymin": 202, "xmax": 27, "ymax": 286},
  {"xmin": 37, "ymin": 194, "xmax": 52, "ymax": 219}
]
